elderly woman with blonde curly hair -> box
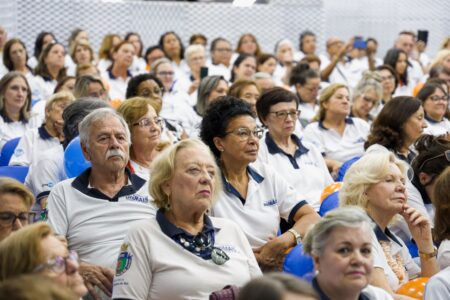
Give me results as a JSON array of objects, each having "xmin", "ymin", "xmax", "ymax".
[
  {"xmin": 340, "ymin": 150, "xmax": 438, "ymax": 299},
  {"xmin": 112, "ymin": 139, "xmax": 261, "ymax": 300}
]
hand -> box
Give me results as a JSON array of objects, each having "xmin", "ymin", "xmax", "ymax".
[
  {"xmin": 78, "ymin": 262, "xmax": 114, "ymax": 300},
  {"xmin": 253, "ymin": 238, "xmax": 289, "ymax": 272},
  {"xmin": 400, "ymin": 205, "xmax": 433, "ymax": 252}
]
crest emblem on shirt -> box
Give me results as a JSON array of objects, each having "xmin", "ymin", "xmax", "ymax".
[
  {"xmin": 13, "ymin": 148, "xmax": 24, "ymax": 157},
  {"xmin": 116, "ymin": 243, "xmax": 133, "ymax": 276}
]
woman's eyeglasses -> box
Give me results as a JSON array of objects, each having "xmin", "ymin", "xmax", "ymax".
[
  {"xmin": 429, "ymin": 95, "xmax": 450, "ymax": 102},
  {"xmin": 418, "ymin": 150, "xmax": 450, "ymax": 171},
  {"xmin": 34, "ymin": 250, "xmax": 79, "ymax": 274},
  {"xmin": 133, "ymin": 117, "xmax": 163, "ymax": 128},
  {"xmin": 0, "ymin": 212, "xmax": 35, "ymax": 227},
  {"xmin": 225, "ymin": 127, "xmax": 264, "ymax": 141},
  {"xmin": 269, "ymin": 110, "xmax": 301, "ymax": 120}
]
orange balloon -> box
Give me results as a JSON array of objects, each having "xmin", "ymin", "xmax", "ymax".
[
  {"xmin": 320, "ymin": 182, "xmax": 343, "ymax": 203},
  {"xmin": 396, "ymin": 277, "xmax": 429, "ymax": 299}
]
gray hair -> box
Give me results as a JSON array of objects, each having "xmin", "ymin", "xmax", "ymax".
[
  {"xmin": 196, "ymin": 75, "xmax": 226, "ymax": 116},
  {"xmin": 303, "ymin": 207, "xmax": 373, "ymax": 257},
  {"xmin": 78, "ymin": 107, "xmax": 131, "ymax": 148},
  {"xmin": 150, "ymin": 57, "xmax": 172, "ymax": 74},
  {"xmin": 184, "ymin": 44, "xmax": 205, "ymax": 61},
  {"xmin": 73, "ymin": 75, "xmax": 105, "ymax": 99},
  {"xmin": 353, "ymin": 71, "xmax": 383, "ymax": 102}
]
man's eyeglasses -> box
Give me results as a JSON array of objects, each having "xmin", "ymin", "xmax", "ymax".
[
  {"xmin": 225, "ymin": 127, "xmax": 264, "ymax": 141},
  {"xmin": 418, "ymin": 150, "xmax": 450, "ymax": 171},
  {"xmin": 133, "ymin": 117, "xmax": 163, "ymax": 128},
  {"xmin": 429, "ymin": 95, "xmax": 449, "ymax": 102},
  {"xmin": 269, "ymin": 110, "xmax": 301, "ymax": 120},
  {"xmin": 34, "ymin": 250, "xmax": 79, "ymax": 274},
  {"xmin": 0, "ymin": 212, "xmax": 35, "ymax": 227}
]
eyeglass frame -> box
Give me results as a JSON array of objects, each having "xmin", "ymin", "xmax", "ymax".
[
  {"xmin": 418, "ymin": 150, "xmax": 450, "ymax": 172},
  {"xmin": 225, "ymin": 126, "xmax": 264, "ymax": 141},
  {"xmin": 0, "ymin": 211, "xmax": 36, "ymax": 227},
  {"xmin": 33, "ymin": 250, "xmax": 79, "ymax": 274},
  {"xmin": 269, "ymin": 110, "xmax": 301, "ymax": 120},
  {"xmin": 132, "ymin": 117, "xmax": 164, "ymax": 128},
  {"xmin": 428, "ymin": 95, "xmax": 450, "ymax": 102}
]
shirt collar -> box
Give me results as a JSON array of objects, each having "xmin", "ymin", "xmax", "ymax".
[
  {"xmin": 156, "ymin": 209, "xmax": 217, "ymax": 238},
  {"xmin": 107, "ymin": 68, "xmax": 132, "ymax": 80},
  {"xmin": 393, "ymin": 150, "xmax": 416, "ymax": 164},
  {"xmin": 424, "ymin": 114, "xmax": 440, "ymax": 124},
  {"xmin": 0, "ymin": 110, "xmax": 26, "ymax": 123},
  {"xmin": 71, "ymin": 167, "xmax": 146, "ymax": 202},
  {"xmin": 38, "ymin": 124, "xmax": 53, "ymax": 140},
  {"xmin": 312, "ymin": 278, "xmax": 370, "ymax": 300},
  {"xmin": 373, "ymin": 220, "xmax": 403, "ymax": 247},
  {"xmin": 221, "ymin": 165, "xmax": 264, "ymax": 204},
  {"xmin": 318, "ymin": 117, "xmax": 354, "ymax": 130},
  {"xmin": 265, "ymin": 132, "xmax": 309, "ymax": 157}
]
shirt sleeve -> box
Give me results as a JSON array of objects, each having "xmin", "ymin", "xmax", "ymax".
[
  {"xmin": 302, "ymin": 124, "xmax": 325, "ymax": 155},
  {"xmin": 437, "ymin": 240, "xmax": 450, "ymax": 270},
  {"xmin": 424, "ymin": 270, "xmax": 450, "ymax": 300},
  {"xmin": 46, "ymin": 183, "xmax": 69, "ymax": 236},
  {"xmin": 112, "ymin": 225, "xmax": 152, "ymax": 300},
  {"xmin": 8, "ymin": 133, "xmax": 31, "ymax": 166}
]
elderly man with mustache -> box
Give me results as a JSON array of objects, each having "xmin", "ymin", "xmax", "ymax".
[{"xmin": 47, "ymin": 107, "xmax": 156, "ymax": 300}]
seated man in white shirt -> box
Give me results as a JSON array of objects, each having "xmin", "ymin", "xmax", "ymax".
[
  {"xmin": 9, "ymin": 91, "xmax": 74, "ymax": 166},
  {"xmin": 46, "ymin": 108, "xmax": 156, "ymax": 299}
]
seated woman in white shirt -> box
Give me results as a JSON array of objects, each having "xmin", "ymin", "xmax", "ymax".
[
  {"xmin": 34, "ymin": 42, "xmax": 67, "ymax": 102},
  {"xmin": 125, "ymin": 32, "xmax": 147, "ymax": 75},
  {"xmin": 384, "ymin": 48, "xmax": 413, "ymax": 96},
  {"xmin": 27, "ymin": 31, "xmax": 56, "ymax": 69},
  {"xmin": 350, "ymin": 71, "xmax": 383, "ymax": 123},
  {"xmin": 97, "ymin": 33, "xmax": 122, "ymax": 73},
  {"xmin": 230, "ymin": 54, "xmax": 257, "ymax": 84},
  {"xmin": 228, "ymin": 79, "xmax": 261, "ymax": 115},
  {"xmin": 195, "ymin": 75, "xmax": 229, "ymax": 118},
  {"xmin": 177, "ymin": 44, "xmax": 207, "ymax": 97},
  {"xmin": 117, "ymin": 97, "xmax": 168, "ymax": 180},
  {"xmin": 0, "ymin": 72, "xmax": 41, "ymax": 149},
  {"xmin": 372, "ymin": 64, "xmax": 398, "ymax": 117},
  {"xmin": 273, "ymin": 39, "xmax": 296, "ymax": 86},
  {"xmin": 158, "ymin": 31, "xmax": 187, "ymax": 81},
  {"xmin": 2, "ymin": 38, "xmax": 42, "ymax": 104},
  {"xmin": 340, "ymin": 151, "xmax": 439, "ymax": 297},
  {"xmin": 112, "ymin": 139, "xmax": 261, "ymax": 300},
  {"xmin": 432, "ymin": 167, "xmax": 450, "ymax": 270},
  {"xmin": 256, "ymin": 53, "xmax": 278, "ymax": 80},
  {"xmin": 9, "ymin": 91, "xmax": 74, "ymax": 166},
  {"xmin": 67, "ymin": 39, "xmax": 95, "ymax": 77},
  {"xmin": 416, "ymin": 80, "xmax": 450, "ymax": 137},
  {"xmin": 303, "ymin": 83, "xmax": 370, "ymax": 177},
  {"xmin": 208, "ymin": 37, "xmax": 233, "ymax": 81},
  {"xmin": 256, "ymin": 87, "xmax": 333, "ymax": 211}
]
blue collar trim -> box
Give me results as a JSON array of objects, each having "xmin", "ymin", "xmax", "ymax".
[
  {"xmin": 156, "ymin": 209, "xmax": 216, "ymax": 238},
  {"xmin": 71, "ymin": 167, "xmax": 146, "ymax": 202},
  {"xmin": 312, "ymin": 278, "xmax": 369, "ymax": 300},
  {"xmin": 265, "ymin": 132, "xmax": 309, "ymax": 169},
  {"xmin": 318, "ymin": 117, "xmax": 354, "ymax": 130},
  {"xmin": 38, "ymin": 125, "xmax": 53, "ymax": 140},
  {"xmin": 373, "ymin": 222, "xmax": 403, "ymax": 247},
  {"xmin": 222, "ymin": 166, "xmax": 264, "ymax": 204},
  {"xmin": 424, "ymin": 114, "xmax": 440, "ymax": 124},
  {"xmin": 108, "ymin": 68, "xmax": 132, "ymax": 80}
]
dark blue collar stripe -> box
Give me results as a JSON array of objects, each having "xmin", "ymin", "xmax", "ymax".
[
  {"xmin": 156, "ymin": 209, "xmax": 216, "ymax": 238},
  {"xmin": 424, "ymin": 114, "xmax": 440, "ymax": 124},
  {"xmin": 318, "ymin": 117, "xmax": 354, "ymax": 130},
  {"xmin": 287, "ymin": 200, "xmax": 307, "ymax": 225},
  {"xmin": 265, "ymin": 132, "xmax": 309, "ymax": 169},
  {"xmin": 373, "ymin": 222, "xmax": 403, "ymax": 247},
  {"xmin": 312, "ymin": 278, "xmax": 370, "ymax": 300},
  {"xmin": 222, "ymin": 166, "xmax": 264, "ymax": 205},
  {"xmin": 71, "ymin": 167, "xmax": 146, "ymax": 202},
  {"xmin": 38, "ymin": 125, "xmax": 53, "ymax": 140}
]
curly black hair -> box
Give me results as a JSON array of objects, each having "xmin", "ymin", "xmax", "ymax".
[
  {"xmin": 200, "ymin": 96, "xmax": 254, "ymax": 158},
  {"xmin": 364, "ymin": 96, "xmax": 422, "ymax": 152},
  {"xmin": 126, "ymin": 73, "xmax": 164, "ymax": 99}
]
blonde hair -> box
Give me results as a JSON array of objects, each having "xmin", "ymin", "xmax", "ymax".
[
  {"xmin": 45, "ymin": 91, "xmax": 75, "ymax": 111},
  {"xmin": 0, "ymin": 222, "xmax": 53, "ymax": 280},
  {"xmin": 69, "ymin": 39, "xmax": 94, "ymax": 64},
  {"xmin": 313, "ymin": 83, "xmax": 348, "ymax": 122},
  {"xmin": 430, "ymin": 49, "xmax": 450, "ymax": 71},
  {"xmin": 0, "ymin": 72, "xmax": 32, "ymax": 121},
  {"xmin": 339, "ymin": 151, "xmax": 407, "ymax": 209},
  {"xmin": 149, "ymin": 139, "xmax": 223, "ymax": 209},
  {"xmin": 0, "ymin": 177, "xmax": 34, "ymax": 209}
]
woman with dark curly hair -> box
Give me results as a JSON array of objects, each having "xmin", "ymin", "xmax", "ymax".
[
  {"xmin": 200, "ymin": 96, "xmax": 319, "ymax": 271},
  {"xmin": 364, "ymin": 96, "xmax": 427, "ymax": 164}
]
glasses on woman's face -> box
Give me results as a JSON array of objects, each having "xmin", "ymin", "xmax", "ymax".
[
  {"xmin": 34, "ymin": 250, "xmax": 79, "ymax": 274},
  {"xmin": 156, "ymin": 71, "xmax": 174, "ymax": 77},
  {"xmin": 418, "ymin": 150, "xmax": 450, "ymax": 171},
  {"xmin": 225, "ymin": 127, "xmax": 264, "ymax": 141},
  {"xmin": 0, "ymin": 211, "xmax": 35, "ymax": 227},
  {"xmin": 380, "ymin": 75, "xmax": 394, "ymax": 82},
  {"xmin": 269, "ymin": 110, "xmax": 301, "ymax": 120},
  {"xmin": 429, "ymin": 95, "xmax": 450, "ymax": 102},
  {"xmin": 133, "ymin": 117, "xmax": 163, "ymax": 129}
]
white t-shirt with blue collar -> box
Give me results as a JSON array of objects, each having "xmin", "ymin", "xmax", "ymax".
[
  {"xmin": 257, "ymin": 133, "xmax": 333, "ymax": 211},
  {"xmin": 102, "ymin": 69, "xmax": 132, "ymax": 102},
  {"xmin": 423, "ymin": 115, "xmax": 450, "ymax": 137},
  {"xmin": 302, "ymin": 117, "xmax": 370, "ymax": 163},
  {"xmin": 0, "ymin": 113, "xmax": 42, "ymax": 149},
  {"xmin": 211, "ymin": 162, "xmax": 308, "ymax": 249}
]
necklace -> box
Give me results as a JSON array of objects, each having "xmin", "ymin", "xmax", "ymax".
[{"xmin": 176, "ymin": 232, "xmax": 229, "ymax": 265}]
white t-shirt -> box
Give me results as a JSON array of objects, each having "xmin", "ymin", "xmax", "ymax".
[
  {"xmin": 34, "ymin": 75, "xmax": 57, "ymax": 102},
  {"xmin": 9, "ymin": 125, "xmax": 61, "ymax": 166},
  {"xmin": 211, "ymin": 162, "xmax": 308, "ymax": 249},
  {"xmin": 257, "ymin": 133, "xmax": 333, "ymax": 211},
  {"xmin": 0, "ymin": 114, "xmax": 42, "ymax": 149},
  {"xmin": 112, "ymin": 212, "xmax": 261, "ymax": 300},
  {"xmin": 102, "ymin": 69, "xmax": 132, "ymax": 102},
  {"xmin": 438, "ymin": 239, "xmax": 450, "ymax": 270},
  {"xmin": 313, "ymin": 278, "xmax": 393, "ymax": 300},
  {"xmin": 424, "ymin": 266, "xmax": 450, "ymax": 300},
  {"xmin": 302, "ymin": 117, "xmax": 370, "ymax": 163},
  {"xmin": 424, "ymin": 116, "xmax": 450, "ymax": 137},
  {"xmin": 128, "ymin": 159, "xmax": 150, "ymax": 182},
  {"xmin": 47, "ymin": 168, "xmax": 157, "ymax": 269}
]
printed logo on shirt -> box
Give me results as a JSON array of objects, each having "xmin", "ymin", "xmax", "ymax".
[
  {"xmin": 125, "ymin": 194, "xmax": 149, "ymax": 204},
  {"xmin": 355, "ymin": 137, "xmax": 365, "ymax": 144},
  {"xmin": 41, "ymin": 182, "xmax": 54, "ymax": 189},
  {"xmin": 263, "ymin": 199, "xmax": 278, "ymax": 206},
  {"xmin": 215, "ymin": 244, "xmax": 239, "ymax": 254},
  {"xmin": 303, "ymin": 161, "xmax": 319, "ymax": 167},
  {"xmin": 116, "ymin": 243, "xmax": 133, "ymax": 276},
  {"xmin": 13, "ymin": 148, "xmax": 24, "ymax": 157}
]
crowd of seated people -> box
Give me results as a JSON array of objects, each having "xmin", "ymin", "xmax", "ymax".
[{"xmin": 0, "ymin": 23, "xmax": 450, "ymax": 299}]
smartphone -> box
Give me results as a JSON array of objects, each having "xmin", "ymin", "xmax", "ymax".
[
  {"xmin": 353, "ymin": 37, "xmax": 367, "ymax": 49},
  {"xmin": 417, "ymin": 30, "xmax": 429, "ymax": 44},
  {"xmin": 200, "ymin": 67, "xmax": 209, "ymax": 79}
]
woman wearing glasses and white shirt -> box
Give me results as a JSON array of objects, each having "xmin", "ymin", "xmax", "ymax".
[
  {"xmin": 256, "ymin": 88, "xmax": 333, "ymax": 211},
  {"xmin": 200, "ymin": 96, "xmax": 320, "ymax": 271}
]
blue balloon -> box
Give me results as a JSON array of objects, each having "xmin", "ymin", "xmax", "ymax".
[
  {"xmin": 283, "ymin": 243, "xmax": 314, "ymax": 279},
  {"xmin": 319, "ymin": 191, "xmax": 340, "ymax": 217},
  {"xmin": 64, "ymin": 136, "xmax": 91, "ymax": 178},
  {"xmin": 336, "ymin": 156, "xmax": 361, "ymax": 181}
]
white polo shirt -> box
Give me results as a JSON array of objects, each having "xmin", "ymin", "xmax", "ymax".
[
  {"xmin": 372, "ymin": 221, "xmax": 420, "ymax": 291},
  {"xmin": 424, "ymin": 266, "xmax": 450, "ymax": 300},
  {"xmin": 103, "ymin": 69, "xmax": 132, "ymax": 102},
  {"xmin": 424, "ymin": 115, "xmax": 450, "ymax": 137},
  {"xmin": 211, "ymin": 162, "xmax": 308, "ymax": 249},
  {"xmin": 34, "ymin": 75, "xmax": 57, "ymax": 102},
  {"xmin": 438, "ymin": 240, "xmax": 450, "ymax": 270},
  {"xmin": 9, "ymin": 125, "xmax": 61, "ymax": 166},
  {"xmin": 112, "ymin": 211, "xmax": 261, "ymax": 300},
  {"xmin": 0, "ymin": 114, "xmax": 42, "ymax": 149},
  {"xmin": 47, "ymin": 168, "xmax": 157, "ymax": 269},
  {"xmin": 302, "ymin": 117, "xmax": 370, "ymax": 163},
  {"xmin": 257, "ymin": 133, "xmax": 333, "ymax": 211}
]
